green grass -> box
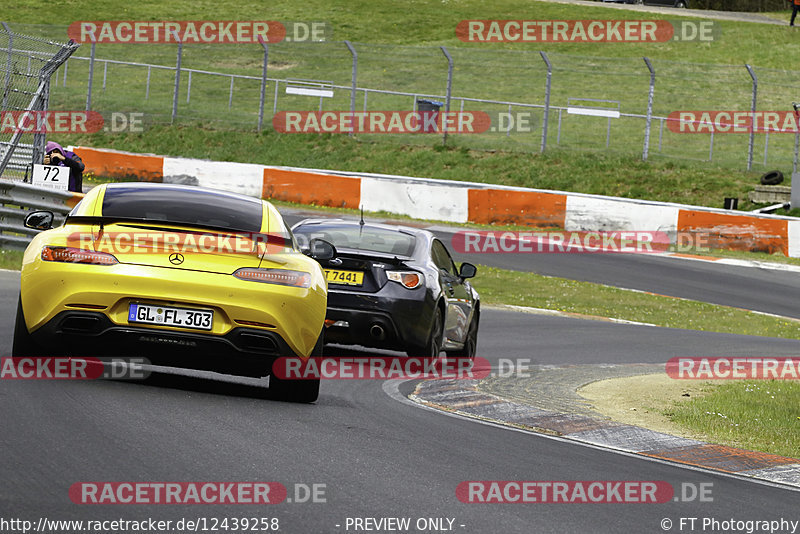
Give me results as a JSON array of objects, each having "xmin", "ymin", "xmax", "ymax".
[
  {"xmin": 7, "ymin": 1, "xmax": 800, "ymax": 179},
  {"xmin": 667, "ymin": 381, "xmax": 800, "ymax": 459},
  {"xmin": 476, "ymin": 265, "xmax": 800, "ymax": 339},
  {"xmin": 0, "ymin": 249, "xmax": 24, "ymax": 271}
]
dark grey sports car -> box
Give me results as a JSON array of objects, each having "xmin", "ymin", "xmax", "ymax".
[{"xmin": 293, "ymin": 219, "xmax": 479, "ymax": 359}]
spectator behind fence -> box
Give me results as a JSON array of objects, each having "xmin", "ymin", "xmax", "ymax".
[{"xmin": 43, "ymin": 141, "xmax": 84, "ymax": 193}]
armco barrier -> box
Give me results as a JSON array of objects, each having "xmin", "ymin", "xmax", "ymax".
[
  {"xmin": 68, "ymin": 145, "xmax": 800, "ymax": 258},
  {"xmin": 0, "ymin": 180, "xmax": 84, "ymax": 249}
]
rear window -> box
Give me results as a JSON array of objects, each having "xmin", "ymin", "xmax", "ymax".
[
  {"xmin": 294, "ymin": 224, "xmax": 416, "ymax": 256},
  {"xmin": 101, "ymin": 186, "xmax": 263, "ymax": 232}
]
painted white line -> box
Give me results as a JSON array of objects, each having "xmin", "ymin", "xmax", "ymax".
[{"xmin": 381, "ymin": 379, "xmax": 800, "ymax": 493}]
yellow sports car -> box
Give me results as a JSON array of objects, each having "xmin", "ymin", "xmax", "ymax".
[{"xmin": 13, "ymin": 183, "xmax": 332, "ymax": 402}]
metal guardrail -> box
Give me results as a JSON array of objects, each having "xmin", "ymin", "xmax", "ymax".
[{"xmin": 0, "ymin": 179, "xmax": 76, "ymax": 249}]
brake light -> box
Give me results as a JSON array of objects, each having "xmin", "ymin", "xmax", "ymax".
[
  {"xmin": 41, "ymin": 246, "xmax": 118, "ymax": 265},
  {"xmin": 387, "ymin": 270, "xmax": 423, "ymax": 289},
  {"xmin": 233, "ymin": 268, "xmax": 311, "ymax": 288}
]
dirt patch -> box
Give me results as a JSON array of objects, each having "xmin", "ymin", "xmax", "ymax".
[{"xmin": 578, "ymin": 373, "xmax": 722, "ymax": 440}]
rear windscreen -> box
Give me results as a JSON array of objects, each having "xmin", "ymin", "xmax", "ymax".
[
  {"xmin": 101, "ymin": 186, "xmax": 263, "ymax": 232},
  {"xmin": 294, "ymin": 224, "xmax": 416, "ymax": 256}
]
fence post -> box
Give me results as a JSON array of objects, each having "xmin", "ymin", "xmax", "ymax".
[
  {"xmin": 642, "ymin": 57, "xmax": 655, "ymax": 161},
  {"xmin": 344, "ymin": 40, "xmax": 357, "ymax": 137},
  {"xmin": 171, "ymin": 30, "xmax": 182, "ymax": 124},
  {"xmin": 2, "ymin": 22, "xmax": 12, "ymax": 111},
  {"xmin": 539, "ymin": 51, "xmax": 551, "ymax": 154},
  {"xmin": 709, "ymin": 130, "xmax": 714, "ymax": 162},
  {"xmin": 441, "ymin": 46, "xmax": 453, "ymax": 146},
  {"xmin": 745, "ymin": 64, "xmax": 757, "ymax": 171},
  {"xmin": 86, "ymin": 38, "xmax": 96, "ymax": 111},
  {"xmin": 258, "ymin": 37, "xmax": 268, "ymax": 133}
]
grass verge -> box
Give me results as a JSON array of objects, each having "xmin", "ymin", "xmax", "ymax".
[
  {"xmin": 476, "ymin": 264, "xmax": 800, "ymax": 339},
  {"xmin": 580, "ymin": 374, "xmax": 800, "ymax": 459},
  {"xmin": 667, "ymin": 380, "xmax": 800, "ymax": 459},
  {"xmin": 8, "ymin": 1, "xmax": 800, "ymax": 188},
  {"xmin": 0, "ymin": 249, "xmax": 24, "ymax": 271}
]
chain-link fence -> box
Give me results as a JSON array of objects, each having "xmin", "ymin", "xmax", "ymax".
[
  {"xmin": 0, "ymin": 24, "xmax": 80, "ymax": 179},
  {"xmin": 8, "ymin": 23, "xmax": 800, "ymax": 174}
]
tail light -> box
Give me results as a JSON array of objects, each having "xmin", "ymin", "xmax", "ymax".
[
  {"xmin": 41, "ymin": 246, "xmax": 118, "ymax": 265},
  {"xmin": 387, "ymin": 270, "xmax": 423, "ymax": 289},
  {"xmin": 233, "ymin": 268, "xmax": 311, "ymax": 288}
]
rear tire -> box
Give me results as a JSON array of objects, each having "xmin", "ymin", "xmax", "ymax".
[
  {"xmin": 407, "ymin": 307, "xmax": 443, "ymax": 359},
  {"xmin": 269, "ymin": 332, "xmax": 323, "ymax": 403},
  {"xmin": 12, "ymin": 296, "xmax": 39, "ymax": 357}
]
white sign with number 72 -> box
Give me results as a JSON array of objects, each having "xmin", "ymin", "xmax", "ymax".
[{"xmin": 32, "ymin": 164, "xmax": 69, "ymax": 191}]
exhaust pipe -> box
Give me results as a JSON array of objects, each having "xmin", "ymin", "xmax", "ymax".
[{"xmin": 370, "ymin": 324, "xmax": 386, "ymax": 340}]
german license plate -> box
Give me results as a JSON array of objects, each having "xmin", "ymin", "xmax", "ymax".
[
  {"xmin": 325, "ymin": 269, "xmax": 364, "ymax": 286},
  {"xmin": 128, "ymin": 303, "xmax": 213, "ymax": 330}
]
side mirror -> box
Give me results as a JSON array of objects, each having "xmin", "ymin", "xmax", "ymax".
[
  {"xmin": 459, "ymin": 262, "xmax": 477, "ymax": 280},
  {"xmin": 24, "ymin": 210, "xmax": 54, "ymax": 231},
  {"xmin": 307, "ymin": 238, "xmax": 336, "ymax": 261}
]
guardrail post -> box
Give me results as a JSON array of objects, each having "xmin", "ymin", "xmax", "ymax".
[
  {"xmin": 540, "ymin": 51, "xmax": 552, "ymax": 154},
  {"xmin": 258, "ymin": 37, "xmax": 268, "ymax": 133},
  {"xmin": 441, "ymin": 46, "xmax": 453, "ymax": 146},
  {"xmin": 642, "ymin": 57, "xmax": 655, "ymax": 161},
  {"xmin": 745, "ymin": 64, "xmax": 757, "ymax": 171},
  {"xmin": 344, "ymin": 40, "xmax": 357, "ymax": 138}
]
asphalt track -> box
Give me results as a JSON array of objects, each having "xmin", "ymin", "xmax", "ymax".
[{"xmin": 2, "ymin": 238, "xmax": 799, "ymax": 534}]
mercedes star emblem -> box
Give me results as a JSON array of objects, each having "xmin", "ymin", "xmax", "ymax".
[{"xmin": 169, "ymin": 253, "xmax": 185, "ymax": 265}]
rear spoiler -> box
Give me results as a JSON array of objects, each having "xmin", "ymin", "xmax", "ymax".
[{"xmin": 332, "ymin": 248, "xmax": 413, "ymax": 265}]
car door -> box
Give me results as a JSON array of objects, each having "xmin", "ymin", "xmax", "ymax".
[{"xmin": 431, "ymin": 239, "xmax": 474, "ymax": 345}]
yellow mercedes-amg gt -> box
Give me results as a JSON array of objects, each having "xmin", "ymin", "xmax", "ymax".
[{"xmin": 13, "ymin": 183, "xmax": 332, "ymax": 402}]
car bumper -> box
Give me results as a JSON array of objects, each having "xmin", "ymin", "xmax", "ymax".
[
  {"xmin": 324, "ymin": 285, "xmax": 434, "ymax": 351},
  {"xmin": 20, "ymin": 260, "xmax": 326, "ymax": 359},
  {"xmin": 28, "ymin": 310, "xmax": 298, "ymax": 377}
]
